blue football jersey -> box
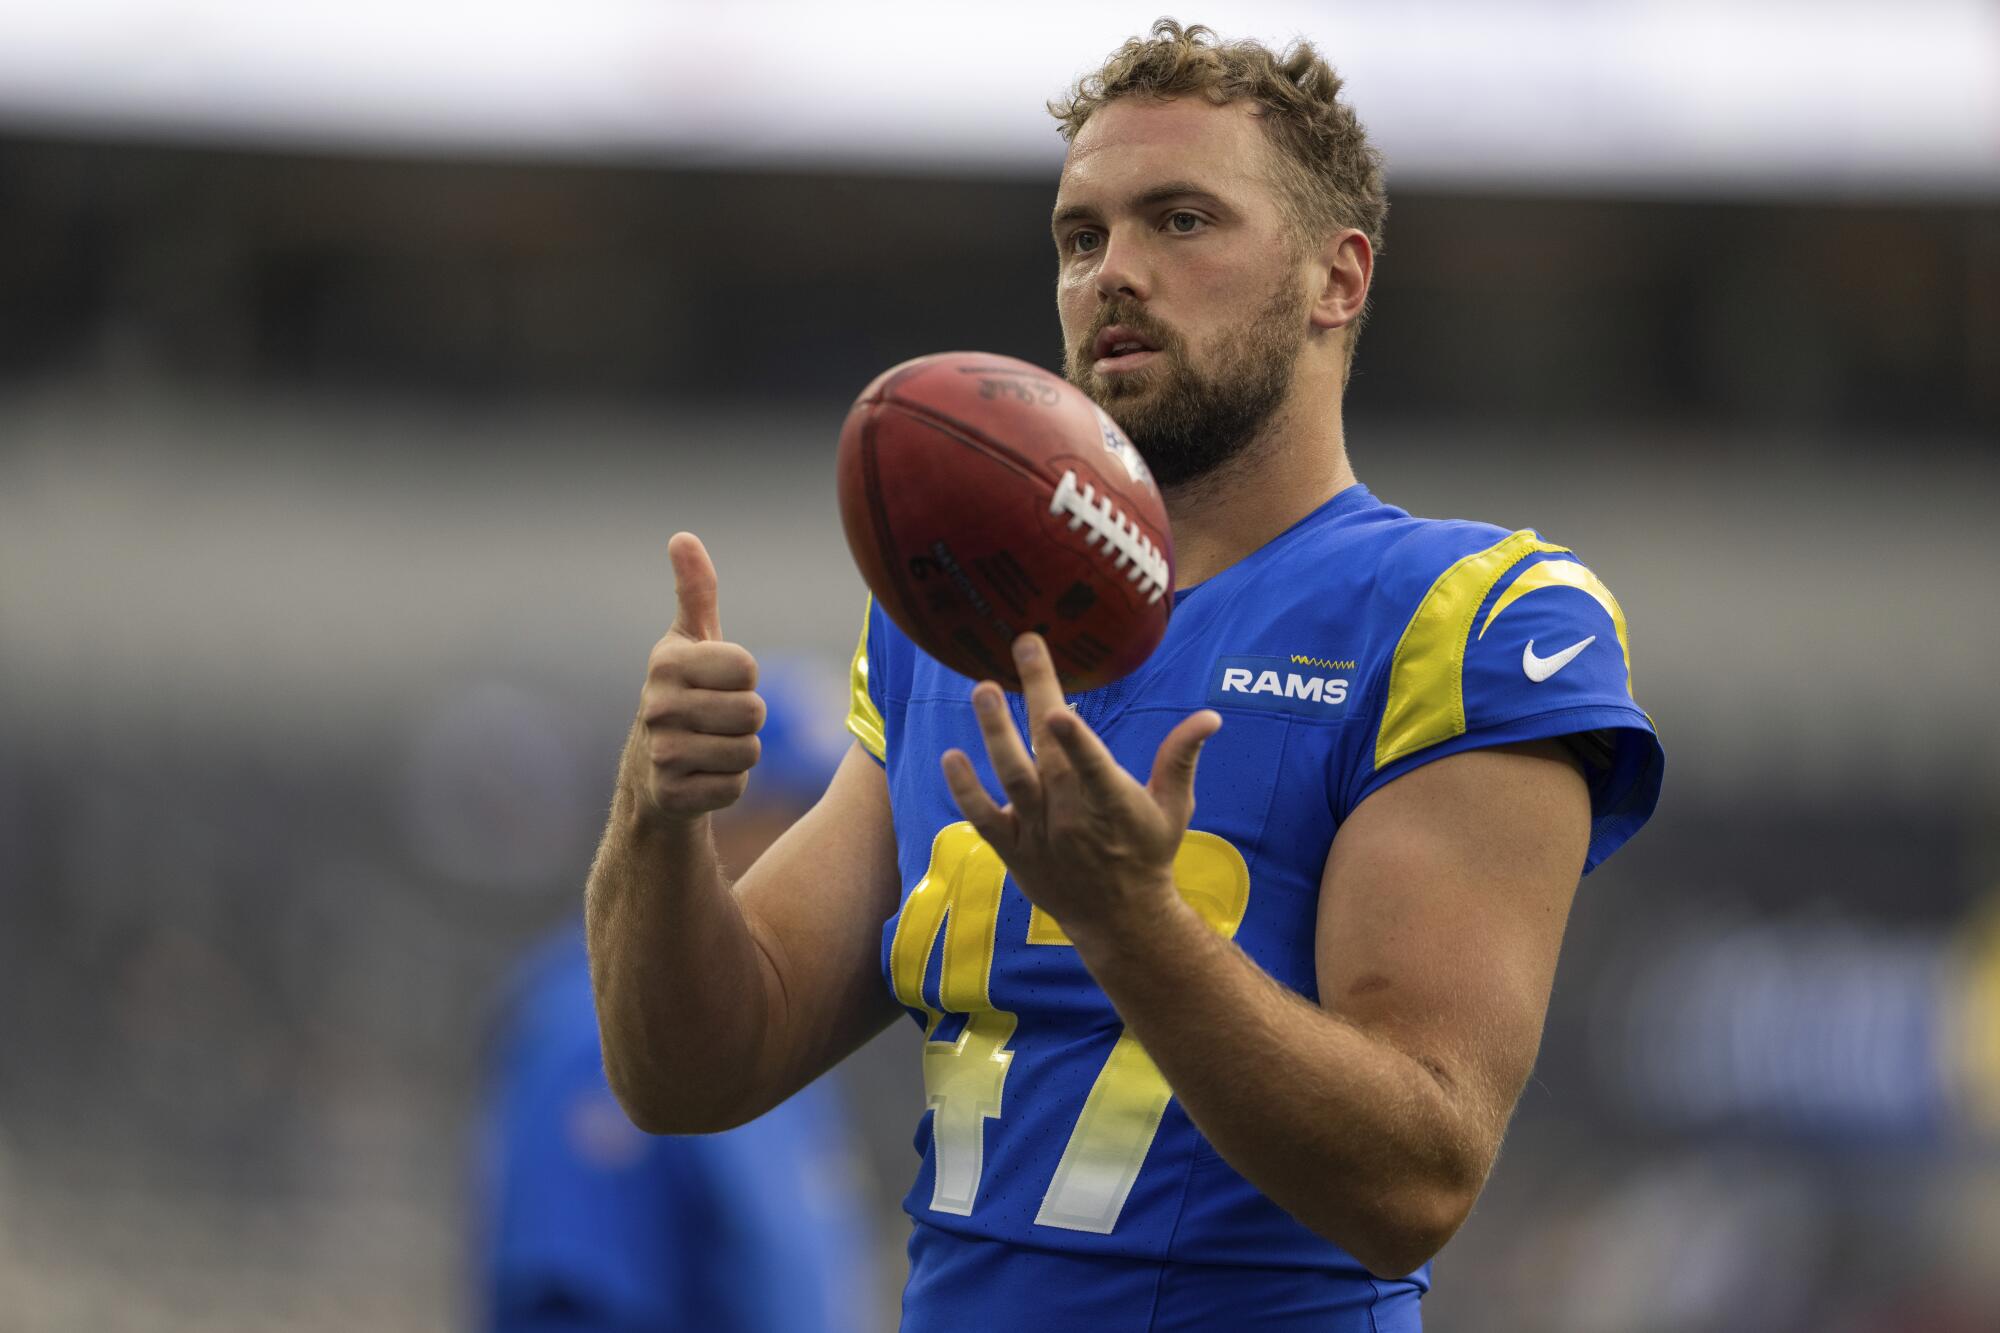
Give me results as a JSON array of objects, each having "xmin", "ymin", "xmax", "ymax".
[{"xmin": 845, "ymin": 482, "xmax": 1663, "ymax": 1287}]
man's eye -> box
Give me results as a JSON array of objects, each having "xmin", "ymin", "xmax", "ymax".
[
  {"xmin": 1072, "ymin": 231, "xmax": 1101, "ymax": 254},
  {"xmin": 1167, "ymin": 212, "xmax": 1203, "ymax": 234}
]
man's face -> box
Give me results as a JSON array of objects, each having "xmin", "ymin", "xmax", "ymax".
[{"xmin": 1053, "ymin": 96, "xmax": 1312, "ymax": 489}]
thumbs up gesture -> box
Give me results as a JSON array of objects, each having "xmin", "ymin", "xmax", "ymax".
[{"xmin": 632, "ymin": 533, "xmax": 767, "ymax": 820}]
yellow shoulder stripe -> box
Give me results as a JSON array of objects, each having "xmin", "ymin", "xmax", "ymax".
[
  {"xmin": 845, "ymin": 595, "xmax": 887, "ymax": 762},
  {"xmin": 1477, "ymin": 557, "xmax": 1633, "ymax": 696},
  {"xmin": 1374, "ymin": 530, "xmax": 1569, "ymax": 770}
]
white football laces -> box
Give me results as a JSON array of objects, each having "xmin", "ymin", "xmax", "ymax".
[{"xmin": 1048, "ymin": 469, "xmax": 1170, "ymax": 605}]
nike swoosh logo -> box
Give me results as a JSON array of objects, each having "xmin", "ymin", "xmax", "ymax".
[{"xmin": 1522, "ymin": 635, "xmax": 1596, "ymax": 682}]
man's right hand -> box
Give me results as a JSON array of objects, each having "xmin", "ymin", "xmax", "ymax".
[
  {"xmin": 631, "ymin": 532, "xmax": 766, "ymax": 821},
  {"xmin": 592, "ymin": 533, "xmax": 903, "ymax": 1135}
]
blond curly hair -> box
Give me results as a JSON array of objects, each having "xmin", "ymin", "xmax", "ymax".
[{"xmin": 1051, "ymin": 19, "xmax": 1387, "ymax": 261}]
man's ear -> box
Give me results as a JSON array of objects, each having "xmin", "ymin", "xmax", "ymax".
[{"xmin": 1309, "ymin": 229, "xmax": 1373, "ymax": 333}]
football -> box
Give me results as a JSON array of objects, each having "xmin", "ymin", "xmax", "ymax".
[{"xmin": 836, "ymin": 351, "xmax": 1175, "ymax": 692}]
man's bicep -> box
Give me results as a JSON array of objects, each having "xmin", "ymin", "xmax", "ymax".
[
  {"xmin": 1316, "ymin": 740, "xmax": 1591, "ymax": 1129},
  {"xmin": 731, "ymin": 742, "xmax": 906, "ymax": 1114}
]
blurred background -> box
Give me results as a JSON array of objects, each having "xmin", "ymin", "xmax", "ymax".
[{"xmin": 1, "ymin": 2, "xmax": 1997, "ymax": 1330}]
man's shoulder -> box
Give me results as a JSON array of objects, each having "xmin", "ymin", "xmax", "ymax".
[
  {"xmin": 1257, "ymin": 497, "xmax": 1537, "ymax": 628},
  {"xmin": 1371, "ymin": 514, "xmax": 1523, "ymax": 595}
]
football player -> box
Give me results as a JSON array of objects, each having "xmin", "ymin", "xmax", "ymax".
[{"xmin": 587, "ymin": 21, "xmax": 1662, "ymax": 1331}]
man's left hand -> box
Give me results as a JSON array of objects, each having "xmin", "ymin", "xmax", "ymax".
[{"xmin": 939, "ymin": 632, "xmax": 1222, "ymax": 945}]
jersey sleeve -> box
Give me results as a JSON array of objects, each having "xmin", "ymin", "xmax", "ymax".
[
  {"xmin": 1345, "ymin": 529, "xmax": 1664, "ymax": 874},
  {"xmin": 844, "ymin": 595, "xmax": 890, "ymax": 766}
]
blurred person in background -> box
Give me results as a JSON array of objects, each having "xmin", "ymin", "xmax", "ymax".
[{"xmin": 476, "ymin": 663, "xmax": 879, "ymax": 1333}]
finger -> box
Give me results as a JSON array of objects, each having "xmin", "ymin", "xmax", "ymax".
[
  {"xmin": 1045, "ymin": 710, "xmax": 1125, "ymax": 796},
  {"xmin": 668, "ymin": 531, "xmax": 723, "ymax": 642},
  {"xmin": 648, "ymin": 730, "xmax": 762, "ymax": 776},
  {"xmin": 1146, "ymin": 710, "xmax": 1222, "ymax": 829},
  {"xmin": 942, "ymin": 749, "xmax": 1014, "ymax": 845},
  {"xmin": 676, "ymin": 641, "xmax": 759, "ymax": 692},
  {"xmin": 650, "ymin": 771, "xmax": 749, "ymax": 817},
  {"xmin": 1011, "ymin": 634, "xmax": 1069, "ymax": 765},
  {"xmin": 971, "ymin": 682, "xmax": 1041, "ymax": 811},
  {"xmin": 644, "ymin": 687, "xmax": 766, "ymax": 737}
]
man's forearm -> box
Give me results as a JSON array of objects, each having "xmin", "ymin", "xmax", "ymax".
[
  {"xmin": 584, "ymin": 727, "xmax": 779, "ymax": 1133},
  {"xmin": 1065, "ymin": 896, "xmax": 1490, "ymax": 1277}
]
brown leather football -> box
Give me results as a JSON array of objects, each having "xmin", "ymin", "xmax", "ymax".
[{"xmin": 836, "ymin": 351, "xmax": 1175, "ymax": 691}]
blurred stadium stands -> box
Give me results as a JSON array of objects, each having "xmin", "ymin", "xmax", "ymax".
[{"xmin": 1, "ymin": 5, "xmax": 1997, "ymax": 1330}]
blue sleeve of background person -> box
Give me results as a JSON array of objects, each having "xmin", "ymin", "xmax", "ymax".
[
  {"xmin": 683, "ymin": 1081, "xmax": 883, "ymax": 1333},
  {"xmin": 1341, "ymin": 528, "xmax": 1664, "ymax": 874},
  {"xmin": 480, "ymin": 929, "xmax": 705, "ymax": 1331},
  {"xmin": 481, "ymin": 929, "xmax": 882, "ymax": 1333}
]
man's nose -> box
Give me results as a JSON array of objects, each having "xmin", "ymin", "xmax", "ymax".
[{"xmin": 1093, "ymin": 228, "xmax": 1151, "ymax": 303}]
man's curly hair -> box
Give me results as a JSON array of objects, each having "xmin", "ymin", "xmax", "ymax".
[{"xmin": 1050, "ymin": 19, "xmax": 1387, "ymax": 264}]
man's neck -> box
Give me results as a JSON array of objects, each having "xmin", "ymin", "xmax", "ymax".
[{"xmin": 1162, "ymin": 402, "xmax": 1357, "ymax": 588}]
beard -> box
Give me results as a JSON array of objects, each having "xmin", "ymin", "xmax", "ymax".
[{"xmin": 1063, "ymin": 271, "xmax": 1310, "ymax": 490}]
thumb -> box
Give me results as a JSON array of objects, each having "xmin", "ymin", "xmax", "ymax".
[
  {"xmin": 1147, "ymin": 710, "xmax": 1221, "ymax": 829},
  {"xmin": 668, "ymin": 532, "xmax": 723, "ymax": 642}
]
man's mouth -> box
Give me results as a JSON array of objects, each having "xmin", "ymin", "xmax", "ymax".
[{"xmin": 1091, "ymin": 324, "xmax": 1161, "ymax": 374}]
